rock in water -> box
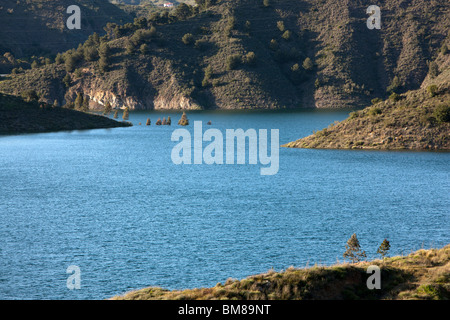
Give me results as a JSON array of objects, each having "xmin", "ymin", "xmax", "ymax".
[
  {"xmin": 178, "ymin": 112, "xmax": 189, "ymax": 126},
  {"xmin": 156, "ymin": 118, "xmax": 162, "ymax": 125},
  {"xmin": 146, "ymin": 118, "xmax": 151, "ymax": 125}
]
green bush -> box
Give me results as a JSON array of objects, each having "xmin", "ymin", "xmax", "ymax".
[
  {"xmin": 244, "ymin": 52, "xmax": 256, "ymax": 65},
  {"xmin": 302, "ymin": 57, "xmax": 314, "ymax": 71},
  {"xmin": 387, "ymin": 76, "xmax": 401, "ymax": 93},
  {"xmin": 226, "ymin": 54, "xmax": 241, "ymax": 71},
  {"xmin": 433, "ymin": 105, "xmax": 450, "ymax": 123},
  {"xmin": 371, "ymin": 98, "xmax": 382, "ymax": 105},
  {"xmin": 182, "ymin": 33, "xmax": 194, "ymax": 45},
  {"xmin": 277, "ymin": 21, "xmax": 285, "ymax": 32},
  {"xmin": 83, "ymin": 46, "xmax": 98, "ymax": 62},
  {"xmin": 140, "ymin": 44, "xmax": 149, "ymax": 55},
  {"xmin": 368, "ymin": 107, "xmax": 382, "ymax": 116},
  {"xmin": 428, "ymin": 61, "xmax": 439, "ymax": 78},
  {"xmin": 281, "ymin": 30, "xmax": 292, "ymax": 41},
  {"xmin": 22, "ymin": 89, "xmax": 38, "ymax": 102},
  {"xmin": 349, "ymin": 111, "xmax": 359, "ymax": 119},
  {"xmin": 426, "ymin": 85, "xmax": 438, "ymax": 97},
  {"xmin": 389, "ymin": 92, "xmax": 401, "ymax": 102},
  {"xmin": 174, "ymin": 3, "xmax": 193, "ymax": 20}
]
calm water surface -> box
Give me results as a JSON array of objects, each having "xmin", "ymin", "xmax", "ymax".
[{"xmin": 0, "ymin": 109, "xmax": 448, "ymax": 299}]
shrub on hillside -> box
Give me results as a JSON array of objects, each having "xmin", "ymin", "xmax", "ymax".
[
  {"xmin": 433, "ymin": 105, "xmax": 450, "ymax": 123},
  {"xmin": 226, "ymin": 54, "xmax": 241, "ymax": 71},
  {"xmin": 182, "ymin": 33, "xmax": 194, "ymax": 45},
  {"xmin": 428, "ymin": 61, "xmax": 439, "ymax": 79},
  {"xmin": 368, "ymin": 107, "xmax": 382, "ymax": 116},
  {"xmin": 244, "ymin": 52, "xmax": 256, "ymax": 65},
  {"xmin": 302, "ymin": 57, "xmax": 314, "ymax": 71},
  {"xmin": 371, "ymin": 98, "xmax": 382, "ymax": 105},
  {"xmin": 389, "ymin": 92, "xmax": 401, "ymax": 102},
  {"xmin": 386, "ymin": 76, "xmax": 401, "ymax": 93},
  {"xmin": 426, "ymin": 85, "xmax": 438, "ymax": 97},
  {"xmin": 281, "ymin": 30, "xmax": 292, "ymax": 41}
]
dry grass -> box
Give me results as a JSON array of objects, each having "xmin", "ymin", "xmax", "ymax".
[{"xmin": 112, "ymin": 245, "xmax": 449, "ymax": 300}]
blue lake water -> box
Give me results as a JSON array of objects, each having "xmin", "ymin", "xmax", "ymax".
[{"xmin": 0, "ymin": 109, "xmax": 449, "ymax": 299}]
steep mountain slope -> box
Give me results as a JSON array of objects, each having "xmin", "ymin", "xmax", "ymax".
[
  {"xmin": 0, "ymin": 0, "xmax": 131, "ymax": 57},
  {"xmin": 283, "ymin": 41, "xmax": 450, "ymax": 150},
  {"xmin": 0, "ymin": 0, "xmax": 448, "ymax": 110}
]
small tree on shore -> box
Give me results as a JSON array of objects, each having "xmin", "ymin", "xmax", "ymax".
[
  {"xmin": 343, "ymin": 233, "xmax": 366, "ymax": 263},
  {"xmin": 74, "ymin": 92, "xmax": 84, "ymax": 110},
  {"xmin": 122, "ymin": 107, "xmax": 129, "ymax": 120},
  {"xmin": 103, "ymin": 101, "xmax": 112, "ymax": 115},
  {"xmin": 377, "ymin": 239, "xmax": 391, "ymax": 259},
  {"xmin": 178, "ymin": 111, "xmax": 189, "ymax": 126},
  {"xmin": 113, "ymin": 110, "xmax": 119, "ymax": 119}
]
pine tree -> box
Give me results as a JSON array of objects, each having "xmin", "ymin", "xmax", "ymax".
[
  {"xmin": 103, "ymin": 102, "xmax": 112, "ymax": 115},
  {"xmin": 178, "ymin": 111, "xmax": 189, "ymax": 126},
  {"xmin": 81, "ymin": 96, "xmax": 89, "ymax": 112},
  {"xmin": 377, "ymin": 239, "xmax": 391, "ymax": 259},
  {"xmin": 122, "ymin": 107, "xmax": 129, "ymax": 120},
  {"xmin": 113, "ymin": 110, "xmax": 119, "ymax": 119},
  {"xmin": 74, "ymin": 92, "xmax": 84, "ymax": 110},
  {"xmin": 343, "ymin": 233, "xmax": 366, "ymax": 263},
  {"xmin": 167, "ymin": 116, "xmax": 171, "ymax": 125},
  {"xmin": 63, "ymin": 73, "xmax": 71, "ymax": 88}
]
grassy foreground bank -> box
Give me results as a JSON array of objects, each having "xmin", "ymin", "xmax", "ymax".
[{"xmin": 112, "ymin": 245, "xmax": 449, "ymax": 300}]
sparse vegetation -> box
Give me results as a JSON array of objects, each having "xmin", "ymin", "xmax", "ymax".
[
  {"xmin": 0, "ymin": 93, "xmax": 131, "ymax": 134},
  {"xmin": 377, "ymin": 239, "xmax": 391, "ymax": 259},
  {"xmin": 343, "ymin": 233, "xmax": 366, "ymax": 263},
  {"xmin": 112, "ymin": 245, "xmax": 450, "ymax": 300}
]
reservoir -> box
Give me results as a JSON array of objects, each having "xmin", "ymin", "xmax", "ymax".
[{"xmin": 0, "ymin": 109, "xmax": 448, "ymax": 299}]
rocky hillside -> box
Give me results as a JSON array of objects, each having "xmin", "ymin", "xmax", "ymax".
[
  {"xmin": 0, "ymin": 0, "xmax": 131, "ymax": 58},
  {"xmin": 0, "ymin": 0, "xmax": 449, "ymax": 110},
  {"xmin": 112, "ymin": 245, "xmax": 450, "ymax": 300},
  {"xmin": 283, "ymin": 42, "xmax": 450, "ymax": 150}
]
